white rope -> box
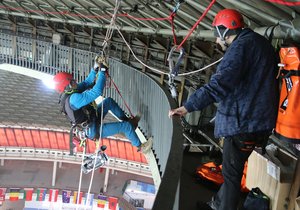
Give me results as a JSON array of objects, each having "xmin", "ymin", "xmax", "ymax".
[
  {"xmin": 102, "ymin": 0, "xmax": 121, "ymax": 52},
  {"xmin": 178, "ymin": 57, "xmax": 223, "ymax": 76},
  {"xmin": 115, "ymin": 23, "xmax": 223, "ymax": 76},
  {"xmin": 115, "ymin": 24, "xmax": 168, "ymax": 75},
  {"xmin": 84, "ymin": 90, "xmax": 105, "ymax": 209},
  {"xmin": 83, "ymin": 1, "xmax": 121, "ymax": 207},
  {"xmin": 75, "ymin": 146, "xmax": 86, "ymax": 210}
]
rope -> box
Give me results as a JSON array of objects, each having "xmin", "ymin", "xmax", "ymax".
[
  {"xmin": 106, "ymin": 72, "xmax": 134, "ymax": 118},
  {"xmin": 83, "ymin": 1, "xmax": 121, "ymax": 208},
  {"xmin": 102, "ymin": 0, "xmax": 121, "ymax": 52},
  {"xmin": 170, "ymin": 14, "xmax": 177, "ymax": 45},
  {"xmin": 75, "ymin": 146, "xmax": 86, "ymax": 210},
  {"xmin": 178, "ymin": 57, "xmax": 223, "ymax": 76},
  {"xmin": 177, "ymin": 0, "xmax": 216, "ymax": 50},
  {"xmin": 84, "ymin": 91, "xmax": 105, "ymax": 209},
  {"xmin": 115, "ymin": 23, "xmax": 222, "ymax": 76}
]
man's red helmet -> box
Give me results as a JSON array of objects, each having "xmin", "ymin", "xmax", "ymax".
[
  {"xmin": 53, "ymin": 72, "xmax": 73, "ymax": 93},
  {"xmin": 212, "ymin": 9, "xmax": 244, "ymax": 29}
]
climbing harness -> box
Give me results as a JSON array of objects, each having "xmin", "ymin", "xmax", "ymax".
[{"xmin": 167, "ymin": 45, "xmax": 185, "ymax": 98}]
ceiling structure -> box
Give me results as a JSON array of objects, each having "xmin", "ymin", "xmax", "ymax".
[{"xmin": 0, "ymin": 0, "xmax": 299, "ymax": 85}]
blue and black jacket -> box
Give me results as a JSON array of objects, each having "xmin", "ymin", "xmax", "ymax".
[{"xmin": 184, "ymin": 28, "xmax": 279, "ymax": 138}]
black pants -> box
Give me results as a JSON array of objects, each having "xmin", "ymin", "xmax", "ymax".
[{"xmin": 210, "ymin": 133, "xmax": 269, "ymax": 210}]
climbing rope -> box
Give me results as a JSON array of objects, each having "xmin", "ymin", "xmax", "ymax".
[
  {"xmin": 115, "ymin": 23, "xmax": 222, "ymax": 76},
  {"xmin": 102, "ymin": 0, "xmax": 121, "ymax": 53},
  {"xmin": 79, "ymin": 1, "xmax": 121, "ymax": 208}
]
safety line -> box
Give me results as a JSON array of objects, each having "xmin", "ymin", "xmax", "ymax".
[
  {"xmin": 106, "ymin": 73, "xmax": 134, "ymax": 118},
  {"xmin": 102, "ymin": 0, "xmax": 121, "ymax": 52},
  {"xmin": 84, "ymin": 92, "xmax": 105, "ymax": 210},
  {"xmin": 178, "ymin": 57, "xmax": 223, "ymax": 76},
  {"xmin": 115, "ymin": 23, "xmax": 222, "ymax": 77},
  {"xmin": 264, "ymin": 0, "xmax": 300, "ymax": 5},
  {"xmin": 75, "ymin": 146, "xmax": 86, "ymax": 210},
  {"xmin": 176, "ymin": 0, "xmax": 216, "ymax": 50},
  {"xmin": 170, "ymin": 14, "xmax": 177, "ymax": 45}
]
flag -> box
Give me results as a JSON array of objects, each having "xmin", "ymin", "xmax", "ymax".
[
  {"xmin": 73, "ymin": 191, "xmax": 83, "ymax": 204},
  {"xmin": 36, "ymin": 188, "xmax": 47, "ymax": 201},
  {"xmin": 62, "ymin": 190, "xmax": 72, "ymax": 203},
  {"xmin": 23, "ymin": 188, "xmax": 34, "ymax": 201},
  {"xmin": 108, "ymin": 196, "xmax": 118, "ymax": 210},
  {"xmin": 9, "ymin": 188, "xmax": 20, "ymax": 201},
  {"xmin": 84, "ymin": 193, "xmax": 94, "ymax": 206},
  {"xmin": 0, "ymin": 188, "xmax": 6, "ymax": 202},
  {"xmin": 97, "ymin": 194, "xmax": 107, "ymax": 208},
  {"xmin": 48, "ymin": 189, "xmax": 59, "ymax": 202}
]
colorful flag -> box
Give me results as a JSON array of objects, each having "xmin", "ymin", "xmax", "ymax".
[
  {"xmin": 62, "ymin": 190, "xmax": 72, "ymax": 203},
  {"xmin": 0, "ymin": 188, "xmax": 6, "ymax": 202},
  {"xmin": 23, "ymin": 188, "xmax": 34, "ymax": 201},
  {"xmin": 84, "ymin": 193, "xmax": 94, "ymax": 206},
  {"xmin": 48, "ymin": 189, "xmax": 59, "ymax": 202},
  {"xmin": 73, "ymin": 191, "xmax": 83, "ymax": 204},
  {"xmin": 36, "ymin": 188, "xmax": 47, "ymax": 201},
  {"xmin": 108, "ymin": 196, "xmax": 118, "ymax": 210},
  {"xmin": 97, "ymin": 194, "xmax": 107, "ymax": 208},
  {"xmin": 9, "ymin": 188, "xmax": 20, "ymax": 201}
]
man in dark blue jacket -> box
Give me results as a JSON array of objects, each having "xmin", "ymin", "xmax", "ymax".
[
  {"xmin": 53, "ymin": 57, "xmax": 152, "ymax": 154},
  {"xmin": 169, "ymin": 9, "xmax": 278, "ymax": 210}
]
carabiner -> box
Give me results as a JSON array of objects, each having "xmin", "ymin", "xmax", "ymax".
[
  {"xmin": 167, "ymin": 45, "xmax": 185, "ymax": 77},
  {"xmin": 167, "ymin": 46, "xmax": 185, "ymax": 99}
]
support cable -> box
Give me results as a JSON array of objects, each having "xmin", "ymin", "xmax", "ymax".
[{"xmin": 176, "ymin": 0, "xmax": 216, "ymax": 50}]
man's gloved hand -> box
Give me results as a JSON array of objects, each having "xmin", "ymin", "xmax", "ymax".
[
  {"xmin": 100, "ymin": 63, "xmax": 108, "ymax": 72},
  {"xmin": 94, "ymin": 55, "xmax": 108, "ymax": 72}
]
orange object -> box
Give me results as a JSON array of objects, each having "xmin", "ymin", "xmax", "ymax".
[
  {"xmin": 275, "ymin": 47, "xmax": 300, "ymax": 143},
  {"xmin": 196, "ymin": 161, "xmax": 249, "ymax": 192}
]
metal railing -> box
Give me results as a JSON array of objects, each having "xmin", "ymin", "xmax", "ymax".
[{"xmin": 0, "ymin": 33, "xmax": 184, "ymax": 210}]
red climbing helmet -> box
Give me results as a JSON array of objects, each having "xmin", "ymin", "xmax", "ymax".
[
  {"xmin": 53, "ymin": 72, "xmax": 73, "ymax": 93},
  {"xmin": 212, "ymin": 9, "xmax": 244, "ymax": 29}
]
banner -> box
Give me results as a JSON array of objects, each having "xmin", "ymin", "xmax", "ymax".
[
  {"xmin": 9, "ymin": 188, "xmax": 20, "ymax": 201},
  {"xmin": 23, "ymin": 188, "xmax": 34, "ymax": 201},
  {"xmin": 97, "ymin": 194, "xmax": 107, "ymax": 208},
  {"xmin": 0, "ymin": 188, "xmax": 6, "ymax": 202},
  {"xmin": 48, "ymin": 189, "xmax": 59, "ymax": 202},
  {"xmin": 62, "ymin": 190, "xmax": 72, "ymax": 203},
  {"xmin": 108, "ymin": 196, "xmax": 118, "ymax": 210},
  {"xmin": 84, "ymin": 193, "xmax": 94, "ymax": 206},
  {"xmin": 73, "ymin": 191, "xmax": 83, "ymax": 204},
  {"xmin": 36, "ymin": 188, "xmax": 47, "ymax": 201}
]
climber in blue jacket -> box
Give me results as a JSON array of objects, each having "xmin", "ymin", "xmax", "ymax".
[{"xmin": 53, "ymin": 56, "xmax": 152, "ymax": 153}]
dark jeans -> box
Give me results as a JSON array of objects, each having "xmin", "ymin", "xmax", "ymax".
[{"xmin": 209, "ymin": 133, "xmax": 270, "ymax": 210}]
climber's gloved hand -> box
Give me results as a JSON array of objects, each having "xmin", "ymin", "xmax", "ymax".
[{"xmin": 100, "ymin": 63, "xmax": 108, "ymax": 72}]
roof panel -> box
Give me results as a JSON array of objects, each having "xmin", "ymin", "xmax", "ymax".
[
  {"xmin": 14, "ymin": 128, "xmax": 26, "ymax": 147},
  {"xmin": 5, "ymin": 128, "xmax": 16, "ymax": 147},
  {"xmin": 0, "ymin": 128, "xmax": 8, "ymax": 146},
  {"xmin": 23, "ymin": 130, "xmax": 34, "ymax": 148}
]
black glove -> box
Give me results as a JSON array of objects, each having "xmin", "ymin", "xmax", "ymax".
[{"xmin": 100, "ymin": 63, "xmax": 108, "ymax": 72}]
